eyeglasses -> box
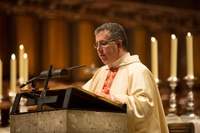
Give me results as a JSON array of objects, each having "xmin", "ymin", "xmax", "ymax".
[{"xmin": 94, "ymin": 40, "xmax": 115, "ymax": 49}]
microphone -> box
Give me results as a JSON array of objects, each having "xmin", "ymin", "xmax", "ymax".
[
  {"xmin": 20, "ymin": 64, "xmax": 86, "ymax": 88},
  {"xmin": 39, "ymin": 69, "xmax": 68, "ymax": 79},
  {"xmin": 39, "ymin": 64, "xmax": 86, "ymax": 79}
]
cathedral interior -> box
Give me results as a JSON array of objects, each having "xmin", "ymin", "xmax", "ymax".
[{"xmin": 0, "ymin": 0, "xmax": 200, "ymax": 131}]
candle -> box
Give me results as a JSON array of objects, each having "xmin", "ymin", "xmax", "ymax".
[
  {"xmin": 23, "ymin": 53, "xmax": 28, "ymax": 89},
  {"xmin": 170, "ymin": 34, "xmax": 178, "ymax": 78},
  {"xmin": 186, "ymin": 32, "xmax": 194, "ymax": 76},
  {"xmin": 10, "ymin": 54, "xmax": 16, "ymax": 93},
  {"xmin": 19, "ymin": 44, "xmax": 24, "ymax": 84},
  {"xmin": 151, "ymin": 37, "xmax": 158, "ymax": 79},
  {"xmin": 0, "ymin": 59, "xmax": 2, "ymax": 96}
]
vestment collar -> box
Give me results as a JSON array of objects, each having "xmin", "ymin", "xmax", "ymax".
[{"xmin": 106, "ymin": 53, "xmax": 141, "ymax": 69}]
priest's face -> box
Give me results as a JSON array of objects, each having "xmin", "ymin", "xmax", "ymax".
[{"xmin": 95, "ymin": 30, "xmax": 120, "ymax": 65}]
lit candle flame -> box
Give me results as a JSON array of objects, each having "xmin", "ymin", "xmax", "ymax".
[
  {"xmin": 20, "ymin": 44, "xmax": 24, "ymax": 50},
  {"xmin": 23, "ymin": 53, "xmax": 28, "ymax": 59},
  {"xmin": 187, "ymin": 32, "xmax": 191, "ymax": 37},
  {"xmin": 151, "ymin": 37, "xmax": 156, "ymax": 42},
  {"xmin": 171, "ymin": 34, "xmax": 176, "ymax": 39},
  {"xmin": 11, "ymin": 54, "xmax": 16, "ymax": 60}
]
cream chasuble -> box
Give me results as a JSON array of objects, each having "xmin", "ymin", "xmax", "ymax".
[{"xmin": 82, "ymin": 53, "xmax": 169, "ymax": 133}]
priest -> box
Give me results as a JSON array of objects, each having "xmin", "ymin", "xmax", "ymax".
[{"xmin": 82, "ymin": 22, "xmax": 169, "ymax": 133}]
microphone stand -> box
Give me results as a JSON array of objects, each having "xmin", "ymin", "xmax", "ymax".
[
  {"xmin": 20, "ymin": 76, "xmax": 40, "ymax": 90},
  {"xmin": 40, "ymin": 65, "xmax": 52, "ymax": 97},
  {"xmin": 36, "ymin": 65, "xmax": 54, "ymax": 111},
  {"xmin": 19, "ymin": 76, "xmax": 40, "ymax": 97}
]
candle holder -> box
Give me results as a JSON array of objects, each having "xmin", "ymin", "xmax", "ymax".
[
  {"xmin": 0, "ymin": 94, "xmax": 3, "ymax": 120},
  {"xmin": 0, "ymin": 94, "xmax": 2, "ymax": 103},
  {"xmin": 8, "ymin": 91, "xmax": 16, "ymax": 103},
  {"xmin": 166, "ymin": 77, "xmax": 179, "ymax": 119},
  {"xmin": 19, "ymin": 97, "xmax": 28, "ymax": 113},
  {"xmin": 9, "ymin": 91, "xmax": 28, "ymax": 113},
  {"xmin": 9, "ymin": 91, "xmax": 16, "ymax": 103},
  {"xmin": 181, "ymin": 75, "xmax": 198, "ymax": 119},
  {"xmin": 0, "ymin": 94, "xmax": 2, "ymax": 120},
  {"xmin": 18, "ymin": 77, "xmax": 24, "ymax": 86},
  {"xmin": 155, "ymin": 78, "xmax": 161, "ymax": 86},
  {"xmin": 84, "ymin": 63, "xmax": 98, "ymax": 75}
]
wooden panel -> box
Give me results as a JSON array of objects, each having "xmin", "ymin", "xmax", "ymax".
[
  {"xmin": 77, "ymin": 21, "xmax": 98, "ymax": 80},
  {"xmin": 14, "ymin": 15, "xmax": 39, "ymax": 78},
  {"xmin": 132, "ymin": 27, "xmax": 150, "ymax": 67},
  {"xmin": 0, "ymin": 13, "xmax": 11, "ymax": 79},
  {"xmin": 158, "ymin": 30, "xmax": 171, "ymax": 81},
  {"xmin": 193, "ymin": 33, "xmax": 200, "ymax": 86},
  {"xmin": 41, "ymin": 19, "xmax": 70, "ymax": 74}
]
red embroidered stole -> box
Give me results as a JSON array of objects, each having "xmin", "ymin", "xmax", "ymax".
[{"xmin": 101, "ymin": 67, "xmax": 119, "ymax": 94}]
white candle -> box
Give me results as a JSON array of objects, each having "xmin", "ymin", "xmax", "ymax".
[
  {"xmin": 10, "ymin": 54, "xmax": 16, "ymax": 93},
  {"xmin": 186, "ymin": 32, "xmax": 194, "ymax": 76},
  {"xmin": 170, "ymin": 34, "xmax": 178, "ymax": 78},
  {"xmin": 0, "ymin": 59, "xmax": 2, "ymax": 96},
  {"xmin": 23, "ymin": 53, "xmax": 28, "ymax": 89},
  {"xmin": 19, "ymin": 44, "xmax": 24, "ymax": 84},
  {"xmin": 151, "ymin": 37, "xmax": 158, "ymax": 79}
]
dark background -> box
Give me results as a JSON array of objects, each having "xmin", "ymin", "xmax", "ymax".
[{"xmin": 0, "ymin": 0, "xmax": 200, "ymax": 116}]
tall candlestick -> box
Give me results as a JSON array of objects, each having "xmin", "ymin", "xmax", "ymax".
[
  {"xmin": 186, "ymin": 32, "xmax": 194, "ymax": 77},
  {"xmin": 181, "ymin": 32, "xmax": 197, "ymax": 119},
  {"xmin": 170, "ymin": 34, "xmax": 178, "ymax": 78},
  {"xmin": 0, "ymin": 59, "xmax": 2, "ymax": 96},
  {"xmin": 23, "ymin": 53, "xmax": 28, "ymax": 89},
  {"xmin": 10, "ymin": 54, "xmax": 17, "ymax": 93},
  {"xmin": 151, "ymin": 37, "xmax": 158, "ymax": 79},
  {"xmin": 19, "ymin": 44, "xmax": 24, "ymax": 84}
]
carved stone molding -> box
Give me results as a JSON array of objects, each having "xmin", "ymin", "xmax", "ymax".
[{"xmin": 0, "ymin": 0, "xmax": 200, "ymax": 31}]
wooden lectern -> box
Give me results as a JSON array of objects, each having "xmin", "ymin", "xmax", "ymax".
[{"xmin": 10, "ymin": 86, "xmax": 127, "ymax": 133}]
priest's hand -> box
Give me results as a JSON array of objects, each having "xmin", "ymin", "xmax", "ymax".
[{"xmin": 93, "ymin": 92, "xmax": 111, "ymax": 101}]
